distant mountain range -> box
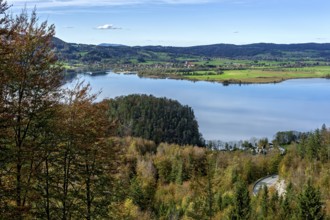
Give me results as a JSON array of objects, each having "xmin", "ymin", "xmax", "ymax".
[{"xmin": 53, "ymin": 37, "xmax": 330, "ymax": 64}]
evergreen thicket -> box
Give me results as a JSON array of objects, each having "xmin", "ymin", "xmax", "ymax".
[{"xmin": 108, "ymin": 94, "xmax": 204, "ymax": 146}]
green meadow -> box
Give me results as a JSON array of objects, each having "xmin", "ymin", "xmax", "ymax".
[{"xmin": 184, "ymin": 66, "xmax": 330, "ymax": 83}]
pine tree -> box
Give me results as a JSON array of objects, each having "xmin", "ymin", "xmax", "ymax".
[
  {"xmin": 232, "ymin": 180, "xmax": 250, "ymax": 220},
  {"xmin": 298, "ymin": 180, "xmax": 324, "ymax": 220},
  {"xmin": 269, "ymin": 190, "xmax": 279, "ymax": 217},
  {"xmin": 280, "ymin": 182, "xmax": 294, "ymax": 219},
  {"xmin": 260, "ymin": 185, "xmax": 269, "ymax": 218}
]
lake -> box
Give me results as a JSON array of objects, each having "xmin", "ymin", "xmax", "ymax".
[{"xmin": 67, "ymin": 72, "xmax": 330, "ymax": 141}]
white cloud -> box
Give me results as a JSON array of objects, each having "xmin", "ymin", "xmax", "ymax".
[{"xmin": 96, "ymin": 24, "xmax": 121, "ymax": 30}]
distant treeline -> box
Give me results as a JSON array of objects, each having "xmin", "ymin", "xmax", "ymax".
[
  {"xmin": 142, "ymin": 43, "xmax": 330, "ymax": 60},
  {"xmin": 54, "ymin": 37, "xmax": 330, "ymax": 65}
]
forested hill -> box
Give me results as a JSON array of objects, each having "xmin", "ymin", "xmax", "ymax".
[
  {"xmin": 53, "ymin": 37, "xmax": 330, "ymax": 62},
  {"xmin": 107, "ymin": 94, "xmax": 204, "ymax": 146},
  {"xmin": 142, "ymin": 43, "xmax": 330, "ymax": 59}
]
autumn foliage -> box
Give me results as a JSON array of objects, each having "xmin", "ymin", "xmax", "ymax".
[{"xmin": 1, "ymin": 1, "xmax": 330, "ymax": 219}]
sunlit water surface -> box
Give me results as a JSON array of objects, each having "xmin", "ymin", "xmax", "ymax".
[{"xmin": 66, "ymin": 73, "xmax": 330, "ymax": 141}]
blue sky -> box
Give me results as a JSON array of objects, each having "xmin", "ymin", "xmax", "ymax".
[{"xmin": 6, "ymin": 0, "xmax": 330, "ymax": 46}]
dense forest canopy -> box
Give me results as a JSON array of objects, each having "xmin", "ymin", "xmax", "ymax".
[{"xmin": 107, "ymin": 94, "xmax": 205, "ymax": 146}]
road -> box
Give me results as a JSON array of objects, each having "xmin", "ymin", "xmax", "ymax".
[{"xmin": 253, "ymin": 175, "xmax": 279, "ymax": 195}]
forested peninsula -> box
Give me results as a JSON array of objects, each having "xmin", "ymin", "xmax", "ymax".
[{"xmin": 108, "ymin": 95, "xmax": 204, "ymax": 146}]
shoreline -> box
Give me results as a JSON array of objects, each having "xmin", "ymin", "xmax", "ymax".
[
  {"xmin": 114, "ymin": 71, "xmax": 329, "ymax": 85},
  {"xmin": 73, "ymin": 69, "xmax": 330, "ymax": 85}
]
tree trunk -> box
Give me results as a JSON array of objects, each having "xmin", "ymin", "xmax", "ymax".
[
  {"xmin": 86, "ymin": 162, "xmax": 91, "ymax": 220},
  {"xmin": 45, "ymin": 156, "xmax": 51, "ymax": 220}
]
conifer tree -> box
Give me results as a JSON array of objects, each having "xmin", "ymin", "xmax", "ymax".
[
  {"xmin": 269, "ymin": 190, "xmax": 279, "ymax": 217},
  {"xmin": 232, "ymin": 179, "xmax": 250, "ymax": 220},
  {"xmin": 280, "ymin": 182, "xmax": 294, "ymax": 219},
  {"xmin": 298, "ymin": 180, "xmax": 324, "ymax": 220},
  {"xmin": 261, "ymin": 185, "xmax": 269, "ymax": 218}
]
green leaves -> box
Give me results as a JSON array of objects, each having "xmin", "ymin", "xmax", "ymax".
[
  {"xmin": 232, "ymin": 179, "xmax": 250, "ymax": 220},
  {"xmin": 108, "ymin": 94, "xmax": 204, "ymax": 146},
  {"xmin": 298, "ymin": 180, "xmax": 324, "ymax": 220}
]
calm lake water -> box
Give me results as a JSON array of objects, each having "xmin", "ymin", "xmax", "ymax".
[{"xmin": 67, "ymin": 72, "xmax": 330, "ymax": 141}]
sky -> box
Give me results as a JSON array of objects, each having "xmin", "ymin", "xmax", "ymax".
[{"xmin": 5, "ymin": 0, "xmax": 330, "ymax": 46}]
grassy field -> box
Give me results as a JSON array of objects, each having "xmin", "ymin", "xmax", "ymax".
[
  {"xmin": 184, "ymin": 66, "xmax": 330, "ymax": 83},
  {"xmin": 195, "ymin": 59, "xmax": 253, "ymax": 66},
  {"xmin": 62, "ymin": 52, "xmax": 330, "ymax": 84}
]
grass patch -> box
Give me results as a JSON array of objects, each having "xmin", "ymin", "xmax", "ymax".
[{"xmin": 185, "ymin": 66, "xmax": 330, "ymax": 83}]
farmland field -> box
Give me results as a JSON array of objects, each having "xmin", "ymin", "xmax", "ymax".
[{"xmin": 184, "ymin": 66, "xmax": 330, "ymax": 83}]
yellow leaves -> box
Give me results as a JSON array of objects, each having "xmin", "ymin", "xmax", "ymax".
[
  {"xmin": 155, "ymin": 183, "xmax": 176, "ymax": 203},
  {"xmin": 107, "ymin": 132, "xmax": 330, "ymax": 218},
  {"xmin": 157, "ymin": 142, "xmax": 182, "ymax": 157},
  {"xmin": 181, "ymin": 145, "xmax": 206, "ymax": 159},
  {"xmin": 126, "ymin": 137, "xmax": 156, "ymax": 157},
  {"xmin": 136, "ymin": 158, "xmax": 156, "ymax": 187},
  {"xmin": 325, "ymin": 200, "xmax": 330, "ymax": 217},
  {"xmin": 152, "ymin": 182, "xmax": 195, "ymax": 219},
  {"xmin": 123, "ymin": 199, "xmax": 140, "ymax": 218},
  {"xmin": 219, "ymin": 206, "xmax": 235, "ymax": 220},
  {"xmin": 181, "ymin": 195, "xmax": 191, "ymax": 211},
  {"xmin": 319, "ymin": 164, "xmax": 330, "ymax": 187},
  {"xmin": 127, "ymin": 140, "xmax": 138, "ymax": 156},
  {"xmin": 155, "ymin": 182, "xmax": 192, "ymax": 205},
  {"xmin": 118, "ymin": 199, "xmax": 154, "ymax": 220},
  {"xmin": 183, "ymin": 201, "xmax": 196, "ymax": 219},
  {"xmin": 110, "ymin": 199, "xmax": 150, "ymax": 220}
]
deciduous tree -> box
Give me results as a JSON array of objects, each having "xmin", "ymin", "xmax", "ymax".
[{"xmin": 0, "ymin": 5, "xmax": 62, "ymax": 218}]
